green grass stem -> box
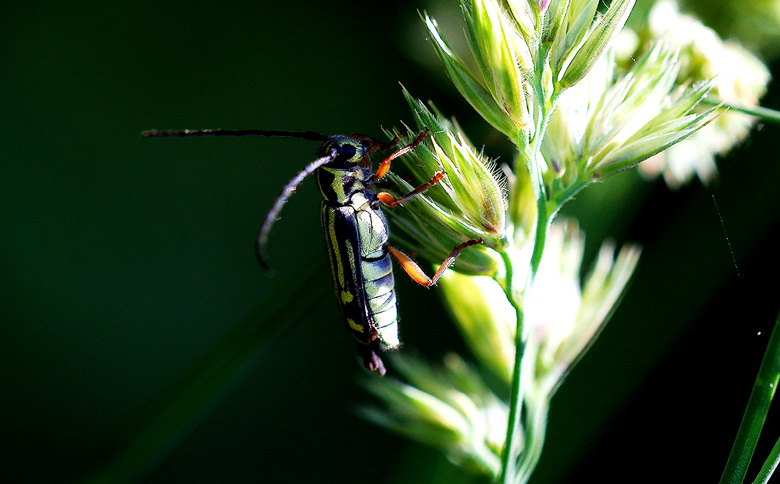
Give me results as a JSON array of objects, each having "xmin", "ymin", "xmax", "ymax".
[
  {"xmin": 719, "ymin": 309, "xmax": 780, "ymax": 484},
  {"xmin": 753, "ymin": 434, "xmax": 780, "ymax": 484},
  {"xmin": 701, "ymin": 98, "xmax": 780, "ymax": 125}
]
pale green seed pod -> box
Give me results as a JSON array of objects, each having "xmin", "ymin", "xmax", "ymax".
[
  {"xmin": 438, "ymin": 271, "xmax": 516, "ymax": 384},
  {"xmin": 423, "ymin": 8, "xmax": 531, "ymax": 142},
  {"xmin": 557, "ymin": 0, "xmax": 636, "ymax": 89},
  {"xmin": 463, "ymin": 0, "xmax": 532, "ymax": 129}
]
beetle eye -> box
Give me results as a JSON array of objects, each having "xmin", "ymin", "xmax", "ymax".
[{"xmin": 337, "ymin": 143, "xmax": 357, "ymax": 162}]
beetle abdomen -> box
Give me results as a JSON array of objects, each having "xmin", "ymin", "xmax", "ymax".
[{"xmin": 361, "ymin": 254, "xmax": 398, "ymax": 348}]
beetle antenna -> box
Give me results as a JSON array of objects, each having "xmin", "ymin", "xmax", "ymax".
[
  {"xmin": 255, "ymin": 147, "xmax": 338, "ymax": 268},
  {"xmin": 142, "ymin": 128, "xmax": 328, "ymax": 142}
]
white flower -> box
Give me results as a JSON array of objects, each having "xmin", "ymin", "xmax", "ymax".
[
  {"xmin": 543, "ymin": 41, "xmax": 719, "ymax": 188},
  {"xmin": 630, "ymin": 0, "xmax": 771, "ymax": 187}
]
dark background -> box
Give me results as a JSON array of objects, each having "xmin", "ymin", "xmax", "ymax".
[{"xmin": 2, "ymin": 2, "xmax": 779, "ymax": 483}]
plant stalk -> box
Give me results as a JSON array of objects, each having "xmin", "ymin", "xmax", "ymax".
[
  {"xmin": 498, "ymin": 249, "xmax": 525, "ymax": 484},
  {"xmin": 701, "ymin": 98, "xmax": 780, "ymax": 125},
  {"xmin": 499, "ymin": 44, "xmax": 558, "ymax": 483}
]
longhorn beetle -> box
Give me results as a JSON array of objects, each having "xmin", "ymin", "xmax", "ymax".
[{"xmin": 142, "ymin": 127, "xmax": 481, "ymax": 375}]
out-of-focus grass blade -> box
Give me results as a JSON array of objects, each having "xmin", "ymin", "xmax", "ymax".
[{"xmin": 80, "ymin": 258, "xmax": 328, "ymax": 484}]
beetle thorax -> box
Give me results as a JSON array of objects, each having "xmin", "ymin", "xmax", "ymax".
[{"xmin": 317, "ymin": 165, "xmax": 373, "ymax": 204}]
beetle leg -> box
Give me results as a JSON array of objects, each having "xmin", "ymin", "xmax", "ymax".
[
  {"xmin": 351, "ymin": 132, "xmax": 404, "ymax": 168},
  {"xmin": 388, "ymin": 239, "xmax": 483, "ymax": 287},
  {"xmin": 350, "ymin": 131, "xmax": 403, "ymax": 154},
  {"xmin": 377, "ymin": 171, "xmax": 444, "ymax": 207},
  {"xmin": 373, "ymin": 128, "xmax": 429, "ymax": 180}
]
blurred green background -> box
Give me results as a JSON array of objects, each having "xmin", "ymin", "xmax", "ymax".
[{"xmin": 2, "ymin": 1, "xmax": 779, "ymax": 483}]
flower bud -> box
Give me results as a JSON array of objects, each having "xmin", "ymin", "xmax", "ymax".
[
  {"xmin": 423, "ymin": 4, "xmax": 532, "ymax": 141},
  {"xmin": 381, "ymin": 89, "xmax": 508, "ymax": 276},
  {"xmin": 557, "ymin": 0, "xmax": 635, "ymax": 89}
]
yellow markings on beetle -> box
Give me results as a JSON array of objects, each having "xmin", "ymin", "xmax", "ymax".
[
  {"xmin": 327, "ymin": 211, "xmax": 357, "ymax": 305},
  {"xmin": 346, "ymin": 318, "xmax": 364, "ymax": 333},
  {"xmin": 327, "ymin": 214, "xmax": 347, "ymax": 288}
]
